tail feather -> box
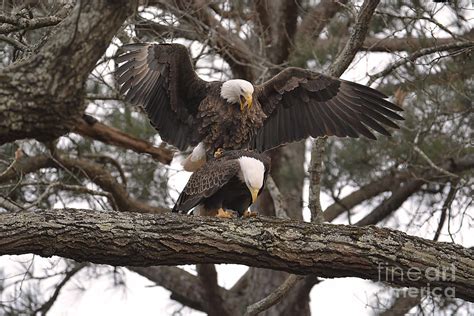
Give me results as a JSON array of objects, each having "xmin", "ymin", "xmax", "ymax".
[{"xmin": 181, "ymin": 142, "xmax": 207, "ymax": 172}]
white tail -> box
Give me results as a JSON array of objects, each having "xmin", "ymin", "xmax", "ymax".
[{"xmin": 181, "ymin": 142, "xmax": 207, "ymax": 172}]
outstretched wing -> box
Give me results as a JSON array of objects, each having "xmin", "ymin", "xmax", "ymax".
[
  {"xmin": 251, "ymin": 67, "xmax": 404, "ymax": 152},
  {"xmin": 116, "ymin": 43, "xmax": 210, "ymax": 150},
  {"xmin": 172, "ymin": 159, "xmax": 240, "ymax": 213}
]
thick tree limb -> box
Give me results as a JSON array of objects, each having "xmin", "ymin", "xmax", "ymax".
[
  {"xmin": 73, "ymin": 115, "xmax": 173, "ymax": 165},
  {"xmin": 0, "ymin": 0, "xmax": 136, "ymax": 145},
  {"xmin": 0, "ymin": 209, "xmax": 472, "ymax": 302}
]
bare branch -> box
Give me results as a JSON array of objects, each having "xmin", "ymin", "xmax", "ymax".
[
  {"xmin": 55, "ymin": 156, "xmax": 167, "ymax": 214},
  {"xmin": 328, "ymin": 0, "xmax": 381, "ymax": 77},
  {"xmin": 0, "ymin": 34, "xmax": 30, "ymax": 51},
  {"xmin": 0, "ymin": 196, "xmax": 24, "ymax": 212},
  {"xmin": 297, "ymin": 0, "xmax": 348, "ymax": 42},
  {"xmin": 73, "ymin": 115, "xmax": 174, "ymax": 165},
  {"xmin": 33, "ymin": 263, "xmax": 87, "ymax": 315},
  {"xmin": 128, "ymin": 266, "xmax": 214, "ymax": 313},
  {"xmin": 0, "ymin": 14, "xmax": 64, "ymax": 34},
  {"xmin": 244, "ymin": 274, "xmax": 304, "ymax": 316},
  {"xmin": 378, "ymin": 291, "xmax": 422, "ymax": 316},
  {"xmin": 355, "ymin": 179, "xmax": 424, "ymax": 226},
  {"xmin": 324, "ymin": 154, "xmax": 474, "ymax": 223},
  {"xmin": 413, "ymin": 145, "xmax": 461, "ymax": 180},
  {"xmin": 368, "ymin": 41, "xmax": 474, "ymax": 85},
  {"xmin": 323, "ymin": 175, "xmax": 400, "ymax": 222},
  {"xmin": 313, "ymin": 31, "xmax": 474, "ymax": 53},
  {"xmin": 0, "ymin": 153, "xmax": 167, "ymax": 213},
  {"xmin": 433, "ymin": 182, "xmax": 459, "ymax": 241}
]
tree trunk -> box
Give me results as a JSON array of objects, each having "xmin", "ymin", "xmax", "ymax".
[{"xmin": 0, "ymin": 0, "xmax": 135, "ymax": 144}]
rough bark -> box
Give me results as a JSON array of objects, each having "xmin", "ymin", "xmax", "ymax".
[
  {"xmin": 1, "ymin": 209, "xmax": 473, "ymax": 302},
  {"xmin": 0, "ymin": 0, "xmax": 135, "ymax": 145}
]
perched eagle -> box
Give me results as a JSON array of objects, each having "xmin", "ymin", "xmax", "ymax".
[
  {"xmin": 172, "ymin": 150, "xmax": 270, "ymax": 217},
  {"xmin": 117, "ymin": 43, "xmax": 403, "ymax": 170}
]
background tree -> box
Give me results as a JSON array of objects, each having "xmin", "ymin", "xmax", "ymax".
[{"xmin": 0, "ymin": 0, "xmax": 473, "ymax": 315}]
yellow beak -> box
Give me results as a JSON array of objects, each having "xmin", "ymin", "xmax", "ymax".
[
  {"xmin": 245, "ymin": 94, "xmax": 253, "ymax": 109},
  {"xmin": 240, "ymin": 94, "xmax": 253, "ymax": 111},
  {"xmin": 250, "ymin": 188, "xmax": 259, "ymax": 203}
]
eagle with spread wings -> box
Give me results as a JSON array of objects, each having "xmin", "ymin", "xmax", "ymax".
[{"xmin": 117, "ymin": 43, "xmax": 403, "ymax": 170}]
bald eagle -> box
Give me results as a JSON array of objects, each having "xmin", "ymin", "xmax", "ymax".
[
  {"xmin": 172, "ymin": 150, "xmax": 270, "ymax": 218},
  {"xmin": 117, "ymin": 43, "xmax": 403, "ymax": 170}
]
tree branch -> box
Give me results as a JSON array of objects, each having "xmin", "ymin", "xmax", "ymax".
[
  {"xmin": 196, "ymin": 264, "xmax": 231, "ymax": 316},
  {"xmin": 74, "ymin": 115, "xmax": 173, "ymax": 165},
  {"xmin": 368, "ymin": 41, "xmax": 474, "ymax": 85},
  {"xmin": 0, "ymin": 153, "xmax": 167, "ymax": 213},
  {"xmin": 328, "ymin": 0, "xmax": 380, "ymax": 77},
  {"xmin": 1, "ymin": 209, "xmax": 472, "ymax": 302},
  {"xmin": 128, "ymin": 266, "xmax": 211, "ymax": 312},
  {"xmin": 244, "ymin": 274, "xmax": 303, "ymax": 316},
  {"xmin": 170, "ymin": 0, "xmax": 261, "ymax": 80},
  {"xmin": 308, "ymin": 137, "xmax": 326, "ymax": 223},
  {"xmin": 312, "ymin": 31, "xmax": 474, "ymax": 53},
  {"xmin": 323, "ymin": 175, "xmax": 399, "ymax": 222},
  {"xmin": 324, "ymin": 154, "xmax": 474, "ymax": 222},
  {"xmin": 0, "ymin": 13, "xmax": 64, "ymax": 34},
  {"xmin": 54, "ymin": 156, "xmax": 168, "ymax": 214},
  {"xmin": 34, "ymin": 262, "xmax": 87, "ymax": 315},
  {"xmin": 297, "ymin": 0, "xmax": 348, "ymax": 42}
]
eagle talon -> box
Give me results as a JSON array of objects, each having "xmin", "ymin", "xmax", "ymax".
[
  {"xmin": 214, "ymin": 148, "xmax": 224, "ymax": 158},
  {"xmin": 243, "ymin": 209, "xmax": 258, "ymax": 218},
  {"xmin": 216, "ymin": 208, "xmax": 234, "ymax": 219}
]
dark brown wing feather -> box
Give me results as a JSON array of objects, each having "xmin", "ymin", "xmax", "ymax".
[
  {"xmin": 172, "ymin": 159, "xmax": 241, "ymax": 213},
  {"xmin": 116, "ymin": 43, "xmax": 210, "ymax": 150},
  {"xmin": 251, "ymin": 67, "xmax": 404, "ymax": 152}
]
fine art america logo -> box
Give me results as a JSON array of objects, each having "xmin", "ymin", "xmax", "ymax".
[{"xmin": 377, "ymin": 262, "xmax": 456, "ymax": 298}]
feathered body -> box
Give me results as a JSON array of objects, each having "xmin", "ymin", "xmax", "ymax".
[
  {"xmin": 117, "ymin": 43, "xmax": 404, "ymax": 170},
  {"xmin": 172, "ymin": 150, "xmax": 271, "ymax": 217},
  {"xmin": 196, "ymin": 84, "xmax": 266, "ymax": 153}
]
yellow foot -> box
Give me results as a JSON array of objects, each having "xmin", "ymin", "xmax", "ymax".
[
  {"xmin": 216, "ymin": 208, "xmax": 234, "ymax": 219},
  {"xmin": 214, "ymin": 148, "xmax": 224, "ymax": 158},
  {"xmin": 243, "ymin": 209, "xmax": 258, "ymax": 218}
]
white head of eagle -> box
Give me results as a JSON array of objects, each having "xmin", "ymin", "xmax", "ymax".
[
  {"xmin": 237, "ymin": 156, "xmax": 265, "ymax": 203},
  {"xmin": 220, "ymin": 79, "xmax": 254, "ymax": 110}
]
